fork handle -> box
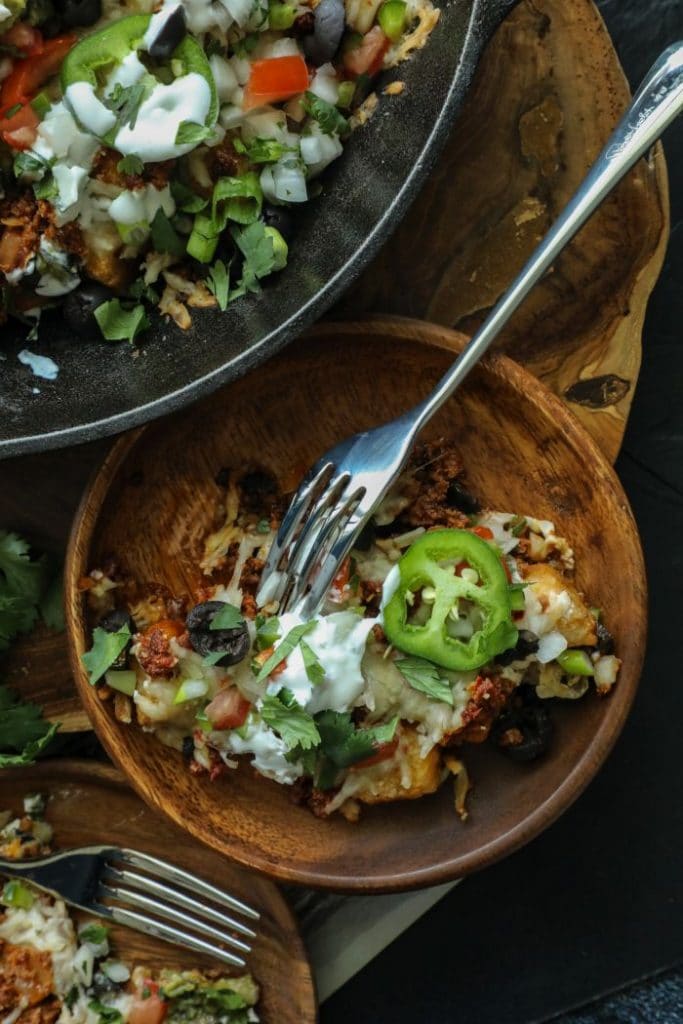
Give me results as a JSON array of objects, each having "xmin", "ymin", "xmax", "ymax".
[{"xmin": 410, "ymin": 42, "xmax": 683, "ymax": 434}]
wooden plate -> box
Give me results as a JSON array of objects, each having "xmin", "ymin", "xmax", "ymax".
[
  {"xmin": 0, "ymin": 760, "xmax": 317, "ymax": 1022},
  {"xmin": 65, "ymin": 318, "xmax": 647, "ymax": 892}
]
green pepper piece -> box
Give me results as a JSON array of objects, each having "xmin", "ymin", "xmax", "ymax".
[
  {"xmin": 269, "ymin": 1, "xmax": 297, "ymax": 29},
  {"xmin": 383, "ymin": 529, "xmax": 518, "ymax": 671},
  {"xmin": 377, "ymin": 0, "xmax": 407, "ymax": 42},
  {"xmin": 557, "ymin": 648, "xmax": 594, "ymax": 676},
  {"xmin": 60, "ymin": 14, "xmax": 217, "ymax": 125}
]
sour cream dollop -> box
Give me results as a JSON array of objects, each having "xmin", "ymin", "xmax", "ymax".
[{"xmin": 114, "ymin": 73, "xmax": 212, "ymax": 162}]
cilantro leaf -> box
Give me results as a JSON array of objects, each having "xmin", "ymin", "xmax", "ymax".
[
  {"xmin": 206, "ymin": 259, "xmax": 230, "ymax": 311},
  {"xmin": 150, "ymin": 207, "xmax": 184, "ymax": 257},
  {"xmin": 302, "ymin": 92, "xmax": 349, "ymax": 137},
  {"xmin": 81, "ymin": 624, "xmax": 131, "ymax": 685},
  {"xmin": 315, "ymin": 710, "xmax": 399, "ymax": 770},
  {"xmin": 79, "ymin": 924, "xmax": 109, "ymax": 944},
  {"xmin": 94, "ymin": 299, "xmax": 149, "ymax": 344},
  {"xmin": 254, "ymin": 621, "xmax": 315, "ymax": 682},
  {"xmin": 107, "ymin": 80, "xmax": 146, "ymax": 133},
  {"xmin": 260, "ymin": 689, "xmax": 320, "ymax": 751},
  {"xmin": 0, "ymin": 685, "xmax": 58, "ymax": 767},
  {"xmin": 117, "ymin": 154, "xmax": 144, "ymax": 177},
  {"xmin": 88, "ymin": 1001, "xmax": 123, "ymax": 1024},
  {"xmin": 175, "ymin": 120, "xmax": 213, "ymax": 147},
  {"xmin": 33, "ymin": 175, "xmax": 58, "ymax": 200},
  {"xmin": 0, "ymin": 532, "xmax": 45, "ymax": 604},
  {"xmin": 209, "ymin": 602, "xmax": 245, "ymax": 630},
  {"xmin": 231, "ymin": 221, "xmax": 276, "ymax": 295},
  {"xmin": 255, "ymin": 614, "xmax": 280, "ymax": 651},
  {"xmin": 300, "ymin": 639, "xmax": 325, "ymax": 685},
  {"xmin": 170, "ymin": 179, "xmax": 208, "ymax": 214},
  {"xmin": 234, "ymin": 136, "xmax": 292, "ymax": 164},
  {"xmin": 395, "ymin": 656, "xmax": 454, "ymax": 705}
]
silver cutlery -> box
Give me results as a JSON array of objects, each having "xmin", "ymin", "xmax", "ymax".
[
  {"xmin": 258, "ymin": 42, "xmax": 683, "ymax": 619},
  {"xmin": 0, "ymin": 845, "xmax": 259, "ymax": 967}
]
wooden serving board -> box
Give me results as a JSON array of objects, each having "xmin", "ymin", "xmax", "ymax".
[{"xmin": 0, "ymin": 0, "xmax": 668, "ymax": 731}]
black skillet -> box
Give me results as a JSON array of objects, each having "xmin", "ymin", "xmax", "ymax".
[{"xmin": 0, "ymin": 0, "xmax": 517, "ymax": 457}]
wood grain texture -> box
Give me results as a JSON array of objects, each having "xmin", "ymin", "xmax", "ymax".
[
  {"xmin": 63, "ymin": 318, "xmax": 647, "ymax": 892},
  {"xmin": 0, "ymin": 760, "xmax": 318, "ymax": 1023},
  {"xmin": 336, "ymin": 0, "xmax": 669, "ymax": 461}
]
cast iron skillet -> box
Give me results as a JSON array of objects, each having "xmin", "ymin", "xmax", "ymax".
[{"xmin": 0, "ymin": 0, "xmax": 517, "ymax": 457}]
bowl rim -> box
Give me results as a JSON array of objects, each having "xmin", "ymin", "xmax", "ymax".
[{"xmin": 65, "ymin": 316, "xmax": 647, "ymax": 892}]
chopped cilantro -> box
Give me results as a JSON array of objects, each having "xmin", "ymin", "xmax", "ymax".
[
  {"xmin": 175, "ymin": 120, "xmax": 213, "ymax": 147},
  {"xmin": 255, "ymin": 518, "xmax": 270, "ymax": 534},
  {"xmin": 254, "ymin": 621, "xmax": 315, "ymax": 682},
  {"xmin": 260, "ymin": 688, "xmax": 320, "ymax": 751},
  {"xmin": 255, "ymin": 614, "xmax": 280, "ymax": 651},
  {"xmin": 150, "ymin": 207, "xmax": 184, "ymax": 257},
  {"xmin": 206, "ymin": 259, "xmax": 230, "ymax": 311},
  {"xmin": 170, "ymin": 179, "xmax": 208, "ymax": 214},
  {"xmin": 116, "ymin": 154, "xmax": 144, "ymax": 177},
  {"xmin": 302, "ymin": 92, "xmax": 349, "ymax": 137},
  {"xmin": 94, "ymin": 299, "xmax": 149, "ymax": 344},
  {"xmin": 209, "ymin": 602, "xmax": 244, "ymax": 631},
  {"xmin": 234, "ymin": 136, "xmax": 292, "ymax": 163},
  {"xmin": 39, "ymin": 565, "xmax": 65, "ymax": 632},
  {"xmin": 107, "ymin": 80, "xmax": 147, "ymax": 133},
  {"xmin": 33, "ymin": 174, "xmax": 58, "ymax": 200},
  {"xmin": 81, "ymin": 623, "xmax": 131, "ymax": 685},
  {"xmin": 88, "ymin": 1001, "xmax": 123, "ymax": 1024},
  {"xmin": 231, "ymin": 221, "xmax": 277, "ymax": 295},
  {"xmin": 395, "ymin": 656, "xmax": 454, "ymax": 706},
  {"xmin": 300, "ymin": 639, "xmax": 325, "ymax": 685},
  {"xmin": 79, "ymin": 923, "xmax": 110, "ymax": 944},
  {"xmin": 128, "ymin": 279, "xmax": 159, "ymax": 304},
  {"xmin": 315, "ymin": 711, "xmax": 399, "ymax": 770}
]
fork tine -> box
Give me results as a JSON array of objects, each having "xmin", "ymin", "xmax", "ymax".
[
  {"xmin": 91, "ymin": 902, "xmax": 246, "ymax": 969},
  {"xmin": 101, "ymin": 865, "xmax": 257, "ymax": 939},
  {"xmin": 98, "ymin": 882, "xmax": 251, "ymax": 955},
  {"xmin": 284, "ymin": 487, "xmax": 365, "ymax": 610},
  {"xmin": 257, "ymin": 461, "xmax": 335, "ymax": 603},
  {"xmin": 296, "ymin": 503, "xmax": 370, "ymax": 618},
  {"xmin": 116, "ymin": 850, "xmax": 259, "ymax": 921}
]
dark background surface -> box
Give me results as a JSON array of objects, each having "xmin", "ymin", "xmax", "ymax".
[{"xmin": 323, "ymin": 1, "xmax": 683, "ymax": 1021}]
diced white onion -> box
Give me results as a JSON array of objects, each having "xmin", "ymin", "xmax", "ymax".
[
  {"xmin": 221, "ymin": 0, "xmax": 254, "ymax": 26},
  {"xmin": 267, "ymin": 36, "xmax": 301, "ymax": 58},
  {"xmin": 536, "ymin": 630, "xmax": 568, "ymax": 664},
  {"xmin": 210, "ymin": 54, "xmax": 239, "ymax": 101},
  {"xmin": 594, "ymin": 654, "xmax": 620, "ymax": 690},
  {"xmin": 300, "ymin": 130, "xmax": 343, "ymax": 176},
  {"xmin": 272, "ymin": 159, "xmax": 308, "ymax": 203},
  {"xmin": 101, "ymin": 960, "xmax": 131, "ymax": 984},
  {"xmin": 177, "ymin": 679, "xmax": 209, "ymax": 701},
  {"xmin": 219, "ymin": 103, "xmax": 244, "ymax": 130},
  {"xmin": 309, "ymin": 65, "xmax": 339, "ymax": 104}
]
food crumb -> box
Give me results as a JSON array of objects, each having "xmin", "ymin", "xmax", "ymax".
[{"xmin": 383, "ymin": 81, "xmax": 405, "ymax": 96}]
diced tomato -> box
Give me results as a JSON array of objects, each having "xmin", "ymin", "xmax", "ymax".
[
  {"xmin": 243, "ymin": 55, "xmax": 309, "ymax": 111},
  {"xmin": 454, "ymin": 560, "xmax": 469, "ymax": 576},
  {"xmin": 141, "ymin": 618, "xmax": 186, "ymax": 642},
  {"xmin": 343, "ymin": 26, "xmax": 390, "ymax": 77},
  {"xmin": 471, "ymin": 525, "xmax": 494, "ymax": 541},
  {"xmin": 0, "ymin": 34, "xmax": 76, "ymax": 111},
  {"xmin": 499, "ymin": 557, "xmax": 512, "ymax": 583},
  {"xmin": 0, "ymin": 101, "xmax": 38, "ymax": 149},
  {"xmin": 329, "ymin": 557, "xmax": 351, "ymax": 601},
  {"xmin": 205, "ymin": 687, "xmax": 251, "ymax": 730},
  {"xmin": 129, "ymin": 982, "xmax": 167, "ymax": 1024},
  {"xmin": 0, "ymin": 23, "xmax": 44, "ymax": 56},
  {"xmin": 352, "ymin": 736, "xmax": 399, "ymax": 770}
]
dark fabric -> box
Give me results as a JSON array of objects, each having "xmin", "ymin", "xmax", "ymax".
[{"xmin": 322, "ymin": 1, "xmax": 683, "ymax": 1021}]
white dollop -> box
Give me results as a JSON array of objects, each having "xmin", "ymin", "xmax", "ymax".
[
  {"xmin": 35, "ymin": 240, "xmax": 80, "ymax": 297},
  {"xmin": 65, "ymin": 82, "xmax": 117, "ymax": 136},
  {"xmin": 114, "ymin": 73, "xmax": 212, "ymax": 162},
  {"xmin": 109, "ymin": 184, "xmax": 175, "ymax": 225},
  {"xmin": 18, "ymin": 350, "xmax": 59, "ymax": 380},
  {"xmin": 379, "ymin": 564, "xmax": 401, "ymax": 614},
  {"xmin": 105, "ymin": 50, "xmax": 147, "ymax": 96},
  {"xmin": 5, "ymin": 257, "xmax": 35, "ymax": 285},
  {"xmin": 268, "ymin": 610, "xmax": 377, "ymax": 714},
  {"xmin": 221, "ymin": 718, "xmax": 302, "ymax": 784}
]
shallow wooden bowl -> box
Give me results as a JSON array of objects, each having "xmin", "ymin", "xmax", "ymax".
[
  {"xmin": 65, "ymin": 318, "xmax": 647, "ymax": 892},
  {"xmin": 0, "ymin": 760, "xmax": 317, "ymax": 1021}
]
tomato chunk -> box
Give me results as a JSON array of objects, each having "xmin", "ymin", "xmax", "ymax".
[
  {"xmin": 243, "ymin": 55, "xmax": 309, "ymax": 111},
  {"xmin": 129, "ymin": 981, "xmax": 167, "ymax": 1024},
  {"xmin": 343, "ymin": 26, "xmax": 390, "ymax": 77},
  {"xmin": 0, "ymin": 101, "xmax": 38, "ymax": 149},
  {"xmin": 0, "ymin": 34, "xmax": 76, "ymax": 111},
  {"xmin": 205, "ymin": 687, "xmax": 251, "ymax": 730}
]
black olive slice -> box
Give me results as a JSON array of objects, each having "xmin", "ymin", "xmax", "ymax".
[
  {"xmin": 303, "ymin": 0, "xmax": 345, "ymax": 64},
  {"xmin": 186, "ymin": 601, "xmax": 250, "ymax": 667},
  {"xmin": 147, "ymin": 4, "xmax": 187, "ymax": 59},
  {"xmin": 446, "ymin": 478, "xmax": 482, "ymax": 514},
  {"xmin": 492, "ymin": 687, "xmax": 553, "ymax": 763},
  {"xmin": 58, "ymin": 0, "xmax": 102, "ymax": 28},
  {"xmin": 99, "ymin": 608, "xmax": 134, "ymax": 670},
  {"xmin": 63, "ymin": 284, "xmax": 113, "ymax": 339}
]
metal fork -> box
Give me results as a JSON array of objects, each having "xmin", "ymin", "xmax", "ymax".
[
  {"xmin": 0, "ymin": 846, "xmax": 259, "ymax": 968},
  {"xmin": 258, "ymin": 42, "xmax": 683, "ymax": 620}
]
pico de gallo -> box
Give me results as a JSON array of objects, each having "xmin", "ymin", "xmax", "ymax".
[
  {"xmin": 0, "ymin": 0, "xmax": 439, "ymax": 346},
  {"xmin": 81, "ymin": 441, "xmax": 621, "ymax": 822}
]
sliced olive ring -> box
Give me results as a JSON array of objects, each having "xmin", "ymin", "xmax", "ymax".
[{"xmin": 186, "ymin": 601, "xmax": 250, "ymax": 667}]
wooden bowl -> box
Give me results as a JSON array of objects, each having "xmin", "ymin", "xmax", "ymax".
[
  {"xmin": 65, "ymin": 318, "xmax": 647, "ymax": 892},
  {"xmin": 0, "ymin": 760, "xmax": 317, "ymax": 1022}
]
